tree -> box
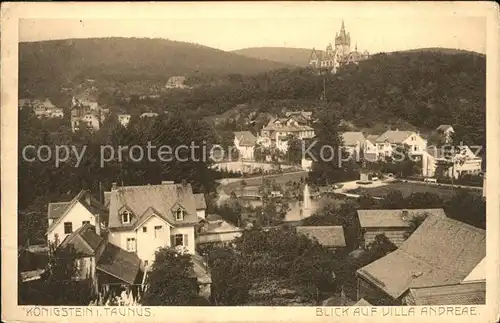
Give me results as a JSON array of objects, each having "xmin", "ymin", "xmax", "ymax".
[
  {"xmin": 309, "ymin": 110, "xmax": 348, "ymax": 185},
  {"xmin": 207, "ymin": 246, "xmax": 251, "ymax": 305},
  {"xmin": 445, "ymin": 189, "xmax": 485, "ymax": 229},
  {"xmin": 302, "ymin": 201, "xmax": 360, "ymax": 250},
  {"xmin": 142, "ymin": 247, "xmax": 199, "ymax": 306},
  {"xmin": 405, "ymin": 192, "xmax": 443, "ymax": 209},
  {"xmin": 403, "ymin": 213, "xmax": 429, "ymax": 239},
  {"xmin": 365, "ymin": 234, "xmax": 397, "ymax": 263},
  {"xmin": 285, "ymin": 134, "xmax": 302, "ymax": 165},
  {"xmin": 380, "ymin": 190, "xmax": 406, "ymax": 209}
]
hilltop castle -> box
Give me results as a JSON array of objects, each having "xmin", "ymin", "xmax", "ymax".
[{"xmin": 309, "ymin": 21, "xmax": 370, "ymax": 73}]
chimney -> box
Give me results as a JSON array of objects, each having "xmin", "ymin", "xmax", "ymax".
[
  {"xmin": 112, "ymin": 182, "xmax": 117, "ymax": 190},
  {"xmin": 95, "ymin": 214, "xmax": 101, "ymax": 236}
]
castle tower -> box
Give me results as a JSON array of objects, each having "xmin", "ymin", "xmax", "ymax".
[{"xmin": 335, "ymin": 20, "xmax": 351, "ymax": 57}]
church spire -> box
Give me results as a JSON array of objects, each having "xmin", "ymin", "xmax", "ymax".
[{"xmin": 341, "ymin": 20, "xmax": 345, "ymax": 33}]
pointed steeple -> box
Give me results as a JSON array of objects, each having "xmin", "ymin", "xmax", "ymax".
[
  {"xmin": 340, "ymin": 20, "xmax": 345, "ymax": 33},
  {"xmin": 355, "ymin": 43, "xmax": 358, "ymax": 52}
]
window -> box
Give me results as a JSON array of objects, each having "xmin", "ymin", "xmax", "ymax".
[
  {"xmin": 64, "ymin": 222, "xmax": 73, "ymax": 234},
  {"xmin": 82, "ymin": 221, "xmax": 90, "ymax": 226},
  {"xmin": 142, "ymin": 226, "xmax": 147, "ymax": 233},
  {"xmin": 174, "ymin": 234, "xmax": 183, "ymax": 246},
  {"xmin": 176, "ymin": 209, "xmax": 184, "ymax": 221},
  {"xmin": 154, "ymin": 226, "xmax": 162, "ymax": 238},
  {"xmin": 121, "ymin": 210, "xmax": 131, "ymax": 224},
  {"xmin": 126, "ymin": 238, "xmax": 136, "ymax": 252}
]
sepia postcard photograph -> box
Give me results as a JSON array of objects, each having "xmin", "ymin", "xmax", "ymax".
[{"xmin": 1, "ymin": 2, "xmax": 499, "ymax": 323}]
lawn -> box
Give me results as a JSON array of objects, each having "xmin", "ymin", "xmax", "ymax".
[{"xmin": 349, "ymin": 181, "xmax": 482, "ymax": 200}]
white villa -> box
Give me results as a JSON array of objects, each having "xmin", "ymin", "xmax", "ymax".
[
  {"xmin": 260, "ymin": 112, "xmax": 315, "ymax": 152},
  {"xmin": 363, "ymin": 130, "xmax": 427, "ymax": 160},
  {"xmin": 47, "ymin": 181, "xmax": 211, "ymax": 301},
  {"xmin": 104, "ymin": 181, "xmax": 206, "ymax": 266},
  {"xmin": 421, "ymin": 145, "xmax": 482, "ymax": 179}
]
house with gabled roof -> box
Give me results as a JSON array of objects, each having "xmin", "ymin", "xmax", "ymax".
[
  {"xmin": 47, "ymin": 190, "xmax": 108, "ymax": 247},
  {"xmin": 374, "ymin": 130, "xmax": 427, "ymax": 157},
  {"xmin": 260, "ymin": 115, "xmax": 315, "ymax": 152},
  {"xmin": 421, "ymin": 145, "xmax": 482, "ymax": 178},
  {"xmin": 356, "ymin": 214, "xmax": 485, "ymax": 305},
  {"xmin": 57, "ymin": 223, "xmax": 143, "ymax": 297},
  {"xmin": 105, "ymin": 181, "xmax": 205, "ymax": 267},
  {"xmin": 234, "ymin": 131, "xmax": 257, "ymax": 160}
]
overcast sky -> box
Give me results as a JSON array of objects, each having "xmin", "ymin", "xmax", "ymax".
[{"xmin": 19, "ymin": 5, "xmax": 486, "ymax": 54}]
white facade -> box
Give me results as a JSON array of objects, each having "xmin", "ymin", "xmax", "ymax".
[
  {"xmin": 170, "ymin": 226, "xmax": 196, "ymax": 255},
  {"xmin": 421, "ymin": 146, "xmax": 482, "ymax": 179},
  {"xmin": 234, "ymin": 138, "xmax": 255, "ymax": 160},
  {"xmin": 118, "ymin": 114, "xmax": 131, "ymax": 127},
  {"xmin": 196, "ymin": 209, "xmax": 206, "ymax": 220},
  {"xmin": 71, "ymin": 113, "xmax": 100, "ymax": 132},
  {"xmin": 301, "ymin": 158, "xmax": 313, "ymax": 171},
  {"xmin": 370, "ymin": 132, "xmax": 427, "ymax": 159},
  {"xmin": 47, "ymin": 202, "xmax": 96, "ymax": 246},
  {"xmin": 108, "ymin": 219, "xmax": 196, "ymax": 265}
]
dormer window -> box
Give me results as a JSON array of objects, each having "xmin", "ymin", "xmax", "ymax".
[
  {"xmin": 176, "ymin": 208, "xmax": 184, "ymax": 221},
  {"xmin": 121, "ymin": 210, "xmax": 132, "ymax": 224}
]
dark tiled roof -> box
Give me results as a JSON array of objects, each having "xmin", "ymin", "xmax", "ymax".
[
  {"xmin": 357, "ymin": 215, "xmax": 485, "ymax": 299},
  {"xmin": 407, "ymin": 282, "xmax": 485, "ymax": 305},
  {"xmin": 97, "ymin": 243, "xmax": 141, "ymax": 285},
  {"xmin": 194, "ymin": 193, "xmax": 207, "ymax": 210},
  {"xmin": 59, "ymin": 223, "xmax": 104, "ymax": 257},
  {"xmin": 296, "ymin": 226, "xmax": 346, "ymax": 248},
  {"xmin": 107, "ymin": 183, "xmax": 199, "ymax": 229},
  {"xmin": 357, "ymin": 209, "xmax": 446, "ymax": 228},
  {"xmin": 48, "ymin": 202, "xmax": 71, "ymax": 219}
]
